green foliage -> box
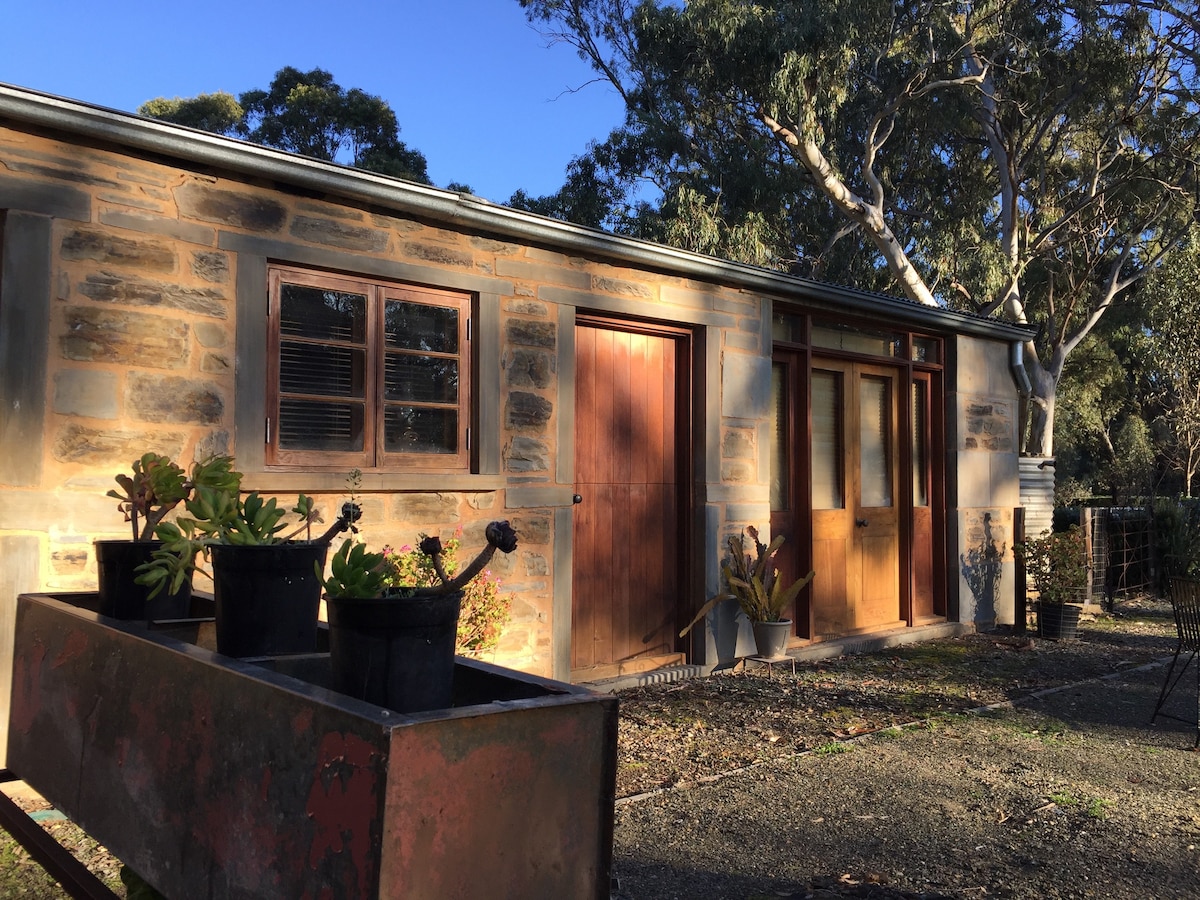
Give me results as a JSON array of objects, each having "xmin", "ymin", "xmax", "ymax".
[
  {"xmin": 680, "ymin": 527, "xmax": 814, "ymax": 634},
  {"xmin": 136, "ymin": 486, "xmax": 322, "ymax": 599},
  {"xmin": 1016, "ymin": 527, "xmax": 1089, "ymax": 606},
  {"xmin": 320, "ymin": 539, "xmax": 390, "ymax": 599},
  {"xmin": 1151, "ymin": 498, "xmax": 1200, "ymax": 590},
  {"xmin": 137, "ymin": 92, "xmax": 243, "ymax": 134},
  {"xmin": 522, "ymin": 0, "xmax": 1200, "ymax": 455},
  {"xmin": 382, "ymin": 528, "xmax": 512, "ymax": 654},
  {"xmin": 141, "ymin": 67, "xmax": 430, "ymax": 183},
  {"xmin": 107, "ymin": 453, "xmax": 240, "ymax": 540}
]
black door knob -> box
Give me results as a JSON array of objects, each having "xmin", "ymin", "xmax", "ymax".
[{"xmin": 572, "ymin": 494, "xmax": 583, "ymax": 505}]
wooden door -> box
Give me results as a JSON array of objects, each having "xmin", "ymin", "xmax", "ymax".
[
  {"xmin": 910, "ymin": 374, "xmax": 936, "ymax": 620},
  {"xmin": 571, "ymin": 320, "xmax": 685, "ymax": 673},
  {"xmin": 810, "ymin": 360, "xmax": 903, "ymax": 636}
]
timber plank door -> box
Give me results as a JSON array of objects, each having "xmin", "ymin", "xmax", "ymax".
[
  {"xmin": 572, "ymin": 318, "xmax": 687, "ymax": 675},
  {"xmin": 810, "ymin": 359, "xmax": 904, "ymax": 636}
]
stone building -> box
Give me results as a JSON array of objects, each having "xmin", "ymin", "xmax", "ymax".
[{"xmin": 0, "ymin": 83, "xmax": 1030, "ymax": 716}]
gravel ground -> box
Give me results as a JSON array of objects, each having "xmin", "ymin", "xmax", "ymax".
[
  {"xmin": 611, "ymin": 599, "xmax": 1200, "ymax": 899},
  {"xmin": 0, "ymin": 598, "xmax": 1193, "ymax": 899}
]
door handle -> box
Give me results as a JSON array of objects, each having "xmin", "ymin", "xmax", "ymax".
[
  {"xmin": 855, "ymin": 518, "xmax": 869, "ymax": 528},
  {"xmin": 572, "ymin": 494, "xmax": 583, "ymax": 505}
]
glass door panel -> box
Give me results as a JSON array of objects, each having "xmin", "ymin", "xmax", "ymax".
[
  {"xmin": 811, "ymin": 370, "xmax": 844, "ymax": 510},
  {"xmin": 859, "ymin": 376, "xmax": 893, "ymax": 508}
]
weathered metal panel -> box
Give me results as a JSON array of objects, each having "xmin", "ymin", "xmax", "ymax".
[
  {"xmin": 381, "ymin": 698, "xmax": 617, "ymax": 899},
  {"xmin": 7, "ymin": 593, "xmax": 617, "ymax": 899}
]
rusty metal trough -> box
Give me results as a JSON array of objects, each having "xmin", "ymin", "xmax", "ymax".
[{"xmin": 7, "ymin": 592, "xmax": 618, "ymax": 899}]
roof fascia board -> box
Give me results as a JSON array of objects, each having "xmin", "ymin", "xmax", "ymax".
[{"xmin": 0, "ymin": 83, "xmax": 1032, "ymax": 342}]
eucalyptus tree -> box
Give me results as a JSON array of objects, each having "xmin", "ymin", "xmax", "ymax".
[
  {"xmin": 140, "ymin": 67, "xmax": 430, "ymax": 183},
  {"xmin": 521, "ymin": 0, "xmax": 1200, "ymax": 456},
  {"xmin": 1143, "ymin": 226, "xmax": 1200, "ymax": 497}
]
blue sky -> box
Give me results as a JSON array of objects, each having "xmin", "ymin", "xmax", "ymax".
[{"xmin": 0, "ymin": 0, "xmax": 626, "ymax": 202}]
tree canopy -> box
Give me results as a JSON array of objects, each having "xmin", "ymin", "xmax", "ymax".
[
  {"xmin": 520, "ymin": 0, "xmax": 1200, "ymax": 456},
  {"xmin": 139, "ymin": 67, "xmax": 430, "ymax": 184}
]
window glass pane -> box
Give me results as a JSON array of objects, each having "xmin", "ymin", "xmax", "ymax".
[
  {"xmin": 860, "ymin": 376, "xmax": 893, "ymax": 507},
  {"xmin": 280, "ymin": 341, "xmax": 366, "ymax": 398},
  {"xmin": 771, "ymin": 363, "xmax": 789, "ymax": 511},
  {"xmin": 912, "ymin": 337, "xmax": 939, "ymax": 363},
  {"xmin": 811, "ymin": 371, "xmax": 843, "ymax": 509},
  {"xmin": 913, "ymin": 382, "xmax": 929, "ymax": 507},
  {"xmin": 385, "ymin": 354, "xmax": 458, "ymax": 403},
  {"xmin": 384, "ymin": 406, "xmax": 458, "ymax": 454},
  {"xmin": 812, "ymin": 321, "xmax": 902, "ymax": 357},
  {"xmin": 279, "ymin": 398, "xmax": 364, "ymax": 451},
  {"xmin": 280, "ymin": 284, "xmax": 366, "ymax": 343},
  {"xmin": 385, "ymin": 299, "xmax": 458, "ymax": 353}
]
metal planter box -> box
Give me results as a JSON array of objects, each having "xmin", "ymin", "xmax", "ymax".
[{"xmin": 8, "ymin": 592, "xmax": 617, "ymax": 899}]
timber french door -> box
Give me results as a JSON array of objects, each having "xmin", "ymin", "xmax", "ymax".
[{"xmin": 809, "ymin": 360, "xmax": 904, "ymax": 636}]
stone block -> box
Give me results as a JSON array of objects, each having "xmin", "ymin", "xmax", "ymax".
[
  {"xmin": 61, "ymin": 229, "xmax": 175, "ymax": 273},
  {"xmin": 721, "ymin": 352, "xmax": 771, "ymax": 420},
  {"xmin": 503, "ymin": 298, "xmax": 548, "ymax": 317},
  {"xmin": 722, "ymin": 428, "xmax": 755, "ymax": 459},
  {"xmin": 200, "ymin": 352, "xmax": 232, "ymax": 374},
  {"xmin": 522, "ymin": 552, "xmax": 549, "ymax": 576},
  {"xmin": 391, "ymin": 493, "xmax": 461, "ymax": 523},
  {"xmin": 61, "ymin": 307, "xmax": 189, "ymax": 367},
  {"xmin": 125, "ymin": 373, "xmax": 224, "ymax": 425},
  {"xmin": 98, "ymin": 210, "xmax": 215, "ymax": 247},
  {"xmin": 721, "ymin": 461, "xmax": 754, "ymax": 484},
  {"xmin": 77, "ymin": 272, "xmax": 228, "ymax": 318},
  {"xmin": 52, "ymin": 425, "xmax": 186, "ymax": 466},
  {"xmin": 504, "ymin": 349, "xmax": 555, "ymax": 389},
  {"xmin": 509, "ymin": 514, "xmax": 550, "ymax": 545},
  {"xmin": 401, "ymin": 241, "xmax": 473, "ymax": 269},
  {"xmin": 506, "ymin": 319, "xmax": 556, "ymax": 349},
  {"xmin": 592, "ymin": 276, "xmax": 652, "ymax": 300},
  {"xmin": 193, "ymin": 322, "xmax": 229, "ymax": 348},
  {"xmin": 963, "ymin": 398, "xmax": 1014, "ymax": 452},
  {"xmin": 505, "ymin": 392, "xmax": 553, "ymax": 432},
  {"xmin": 290, "ymin": 216, "xmax": 389, "ymax": 253},
  {"xmin": 175, "ymin": 183, "xmax": 286, "ymax": 232},
  {"xmin": 53, "ymin": 369, "xmax": 118, "ymax": 419},
  {"xmin": 191, "ymin": 251, "xmax": 230, "ymax": 283},
  {"xmin": 505, "ymin": 436, "xmax": 550, "ymax": 472},
  {"xmin": 469, "ymin": 237, "xmax": 521, "ymax": 255},
  {"xmin": 465, "ymin": 493, "xmax": 498, "ymax": 510}
]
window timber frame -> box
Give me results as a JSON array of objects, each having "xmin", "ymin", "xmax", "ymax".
[{"xmin": 265, "ymin": 265, "xmax": 473, "ymax": 473}]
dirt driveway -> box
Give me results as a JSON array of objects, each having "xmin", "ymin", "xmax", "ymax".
[{"xmin": 612, "ymin": 604, "xmax": 1199, "ymax": 899}]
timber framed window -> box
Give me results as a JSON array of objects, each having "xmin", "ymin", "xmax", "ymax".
[{"xmin": 266, "ymin": 266, "xmax": 471, "ymax": 471}]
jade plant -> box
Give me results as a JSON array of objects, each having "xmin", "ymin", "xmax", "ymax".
[
  {"xmin": 138, "ymin": 477, "xmax": 361, "ymax": 599},
  {"xmin": 107, "ymin": 453, "xmax": 240, "ymax": 541},
  {"xmin": 320, "ymin": 519, "xmax": 519, "ymax": 646},
  {"xmin": 680, "ymin": 526, "xmax": 815, "ymax": 636}
]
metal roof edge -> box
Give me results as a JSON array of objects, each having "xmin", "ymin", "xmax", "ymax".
[{"xmin": 0, "ymin": 82, "xmax": 1032, "ymax": 342}]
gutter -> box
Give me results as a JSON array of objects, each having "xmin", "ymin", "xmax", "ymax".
[
  {"xmin": 0, "ymin": 82, "xmax": 1034, "ymax": 343},
  {"xmin": 1010, "ymin": 340, "xmax": 1033, "ymax": 396}
]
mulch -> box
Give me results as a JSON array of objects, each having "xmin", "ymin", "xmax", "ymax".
[{"xmin": 613, "ymin": 597, "xmax": 1180, "ymax": 799}]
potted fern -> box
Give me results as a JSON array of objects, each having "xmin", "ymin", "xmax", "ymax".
[
  {"xmin": 681, "ymin": 526, "xmax": 815, "ymax": 659},
  {"xmin": 139, "ymin": 477, "xmax": 358, "ymax": 657},
  {"xmin": 319, "ymin": 521, "xmax": 519, "ymax": 713},
  {"xmin": 98, "ymin": 453, "xmax": 238, "ymax": 620}
]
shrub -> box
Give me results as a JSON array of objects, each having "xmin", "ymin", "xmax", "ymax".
[
  {"xmin": 1017, "ymin": 526, "xmax": 1089, "ymax": 606},
  {"xmin": 383, "ymin": 526, "xmax": 512, "ymax": 655}
]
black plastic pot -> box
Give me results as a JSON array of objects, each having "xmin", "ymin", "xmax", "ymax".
[
  {"xmin": 95, "ymin": 540, "xmax": 192, "ymax": 621},
  {"xmin": 751, "ymin": 618, "xmax": 792, "ymax": 660},
  {"xmin": 211, "ymin": 542, "xmax": 326, "ymax": 658},
  {"xmin": 326, "ymin": 590, "xmax": 462, "ymax": 713},
  {"xmin": 1037, "ymin": 602, "xmax": 1082, "ymax": 640}
]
